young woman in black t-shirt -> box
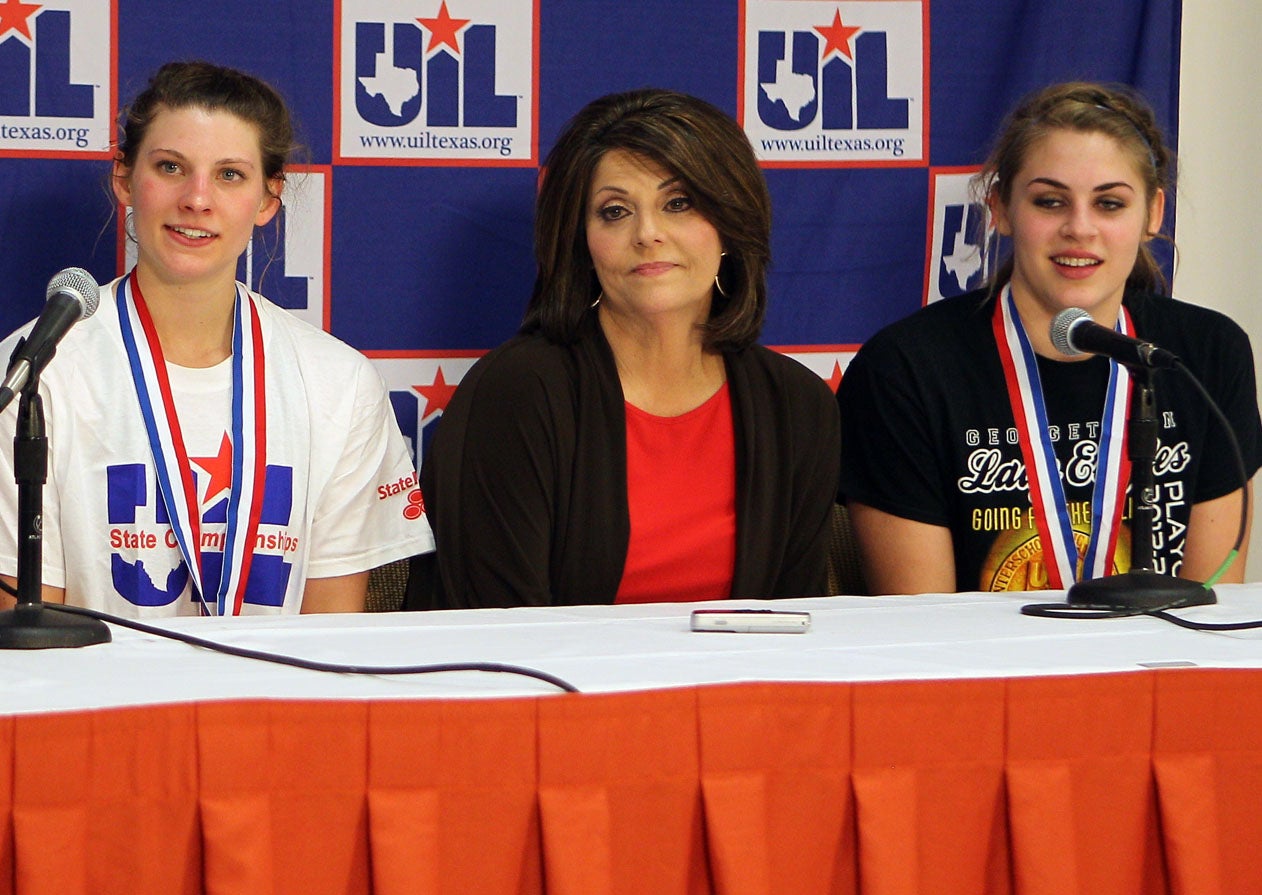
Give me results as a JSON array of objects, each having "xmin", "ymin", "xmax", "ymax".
[{"xmin": 838, "ymin": 82, "xmax": 1261, "ymax": 594}]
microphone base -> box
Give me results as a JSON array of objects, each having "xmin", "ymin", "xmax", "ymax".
[
  {"xmin": 0, "ymin": 603, "xmax": 111, "ymax": 649},
  {"xmin": 1066, "ymin": 571, "xmax": 1216, "ymax": 612}
]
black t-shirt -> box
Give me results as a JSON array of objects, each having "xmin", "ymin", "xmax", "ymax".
[{"xmin": 837, "ymin": 289, "xmax": 1262, "ymax": 592}]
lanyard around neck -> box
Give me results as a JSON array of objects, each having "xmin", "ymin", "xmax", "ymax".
[
  {"xmin": 116, "ymin": 272, "xmax": 268, "ymax": 615},
  {"xmin": 991, "ymin": 285, "xmax": 1132, "ymax": 588}
]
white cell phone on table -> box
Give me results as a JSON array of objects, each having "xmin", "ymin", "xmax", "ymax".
[{"xmin": 690, "ymin": 608, "xmax": 811, "ymax": 634}]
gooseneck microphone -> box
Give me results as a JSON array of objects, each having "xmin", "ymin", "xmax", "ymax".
[
  {"xmin": 0, "ymin": 267, "xmax": 100, "ymax": 412},
  {"xmin": 1049, "ymin": 307, "xmax": 1180, "ymax": 369}
]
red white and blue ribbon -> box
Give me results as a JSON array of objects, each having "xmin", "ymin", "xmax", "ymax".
[
  {"xmin": 116, "ymin": 272, "xmax": 268, "ymax": 615},
  {"xmin": 992, "ymin": 285, "xmax": 1132, "ymax": 589}
]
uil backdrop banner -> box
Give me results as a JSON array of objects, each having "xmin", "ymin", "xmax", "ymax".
[{"xmin": 0, "ymin": 0, "xmax": 1181, "ymax": 465}]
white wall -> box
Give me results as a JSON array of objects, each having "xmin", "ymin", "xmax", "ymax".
[{"xmin": 1175, "ymin": 4, "xmax": 1262, "ymax": 578}]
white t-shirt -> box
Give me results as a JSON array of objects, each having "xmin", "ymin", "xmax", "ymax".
[{"xmin": 0, "ymin": 277, "xmax": 433, "ymax": 617}]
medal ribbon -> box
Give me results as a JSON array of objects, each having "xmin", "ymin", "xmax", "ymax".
[
  {"xmin": 992, "ymin": 285, "xmax": 1132, "ymax": 588},
  {"xmin": 117, "ymin": 272, "xmax": 267, "ymax": 615}
]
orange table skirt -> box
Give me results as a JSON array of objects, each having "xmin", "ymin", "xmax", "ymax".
[{"xmin": 0, "ymin": 668, "xmax": 1259, "ymax": 895}]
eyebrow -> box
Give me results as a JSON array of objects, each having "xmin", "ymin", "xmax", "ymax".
[
  {"xmin": 1026, "ymin": 176, "xmax": 1134, "ymax": 192},
  {"xmin": 147, "ymin": 148, "xmax": 257, "ymax": 169},
  {"xmin": 592, "ymin": 175, "xmax": 684, "ymax": 197}
]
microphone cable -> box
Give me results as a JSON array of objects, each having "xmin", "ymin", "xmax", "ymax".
[
  {"xmin": 1174, "ymin": 359, "xmax": 1250, "ymax": 588},
  {"xmin": 1145, "ymin": 607, "xmax": 1262, "ymax": 632},
  {"xmin": 0, "ymin": 591, "xmax": 579, "ymax": 693}
]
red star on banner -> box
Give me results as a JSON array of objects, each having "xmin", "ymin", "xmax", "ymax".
[
  {"xmin": 414, "ymin": 367, "xmax": 458, "ymax": 421},
  {"xmin": 417, "ymin": 1, "xmax": 470, "ymax": 54},
  {"xmin": 0, "ymin": 0, "xmax": 41, "ymax": 40},
  {"xmin": 191, "ymin": 433, "xmax": 235, "ymax": 504},
  {"xmin": 815, "ymin": 10, "xmax": 861, "ymax": 61},
  {"xmin": 826, "ymin": 361, "xmax": 844, "ymax": 394}
]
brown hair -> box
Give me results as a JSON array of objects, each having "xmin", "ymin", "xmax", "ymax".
[
  {"xmin": 116, "ymin": 60, "xmax": 296, "ymax": 195},
  {"xmin": 974, "ymin": 81, "xmax": 1175, "ymax": 294},
  {"xmin": 523, "ymin": 88, "xmax": 772, "ymax": 350}
]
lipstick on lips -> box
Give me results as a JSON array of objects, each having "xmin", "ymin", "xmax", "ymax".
[{"xmin": 633, "ymin": 261, "xmax": 676, "ymax": 275}]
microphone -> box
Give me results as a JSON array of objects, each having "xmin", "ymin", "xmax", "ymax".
[
  {"xmin": 0, "ymin": 267, "xmax": 100, "ymax": 412},
  {"xmin": 1049, "ymin": 307, "xmax": 1180, "ymax": 369}
]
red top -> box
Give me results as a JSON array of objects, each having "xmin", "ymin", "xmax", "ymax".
[{"xmin": 616, "ymin": 382, "xmax": 736, "ymax": 603}]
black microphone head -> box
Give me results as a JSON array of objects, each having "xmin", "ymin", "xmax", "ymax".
[
  {"xmin": 1049, "ymin": 307, "xmax": 1092, "ymax": 358},
  {"xmin": 46, "ymin": 267, "xmax": 100, "ymax": 320}
]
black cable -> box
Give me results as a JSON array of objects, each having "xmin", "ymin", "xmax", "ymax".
[
  {"xmin": 1172, "ymin": 359, "xmax": 1250, "ymax": 575},
  {"xmin": 1139, "ymin": 364, "xmax": 1255, "ymax": 631},
  {"xmin": 1146, "ymin": 608, "xmax": 1262, "ymax": 632},
  {"xmin": 1021, "ymin": 600, "xmax": 1262, "ymax": 631},
  {"xmin": 41, "ymin": 603, "xmax": 580, "ymax": 693},
  {"xmin": 1020, "ymin": 602, "xmax": 1145, "ymax": 619}
]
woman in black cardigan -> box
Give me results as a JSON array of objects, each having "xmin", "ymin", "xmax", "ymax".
[{"xmin": 409, "ymin": 89, "xmax": 838, "ymax": 609}]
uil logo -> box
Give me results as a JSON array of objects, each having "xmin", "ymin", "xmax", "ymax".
[
  {"xmin": 120, "ymin": 168, "xmax": 332, "ymax": 332},
  {"xmin": 368, "ymin": 354, "xmax": 482, "ymax": 467},
  {"xmin": 741, "ymin": 0, "xmax": 925, "ymax": 165},
  {"xmin": 106, "ymin": 460, "xmax": 297, "ymax": 608},
  {"xmin": 336, "ymin": 0, "xmax": 537, "ymax": 165},
  {"xmin": 924, "ymin": 168, "xmax": 998, "ymax": 305},
  {"xmin": 0, "ymin": 0, "xmax": 114, "ymax": 157}
]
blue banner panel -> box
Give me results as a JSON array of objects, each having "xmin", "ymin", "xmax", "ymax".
[{"xmin": 0, "ymin": 0, "xmax": 1180, "ymax": 463}]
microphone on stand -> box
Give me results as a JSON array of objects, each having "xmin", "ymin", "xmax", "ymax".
[
  {"xmin": 0, "ymin": 267, "xmax": 111, "ymax": 649},
  {"xmin": 1031, "ymin": 307, "xmax": 1214, "ymax": 613},
  {"xmin": 0, "ymin": 267, "xmax": 101, "ymax": 413}
]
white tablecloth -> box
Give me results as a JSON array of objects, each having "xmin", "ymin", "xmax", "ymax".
[{"xmin": 1, "ymin": 586, "xmax": 1260, "ymax": 714}]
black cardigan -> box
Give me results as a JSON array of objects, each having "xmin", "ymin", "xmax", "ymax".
[{"xmin": 409, "ymin": 318, "xmax": 840, "ymax": 609}]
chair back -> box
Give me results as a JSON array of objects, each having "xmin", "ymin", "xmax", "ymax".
[
  {"xmin": 827, "ymin": 503, "xmax": 868, "ymax": 595},
  {"xmin": 366, "ymin": 558, "xmax": 411, "ymax": 611}
]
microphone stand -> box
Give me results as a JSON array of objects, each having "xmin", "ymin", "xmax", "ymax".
[
  {"xmin": 1067, "ymin": 364, "xmax": 1216, "ymax": 611},
  {"xmin": 0, "ymin": 379, "xmax": 110, "ymax": 648}
]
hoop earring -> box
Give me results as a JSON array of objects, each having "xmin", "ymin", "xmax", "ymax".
[
  {"xmin": 713, "ymin": 252, "xmax": 729, "ymax": 298},
  {"xmin": 590, "ymin": 292, "xmax": 603, "ymax": 309}
]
